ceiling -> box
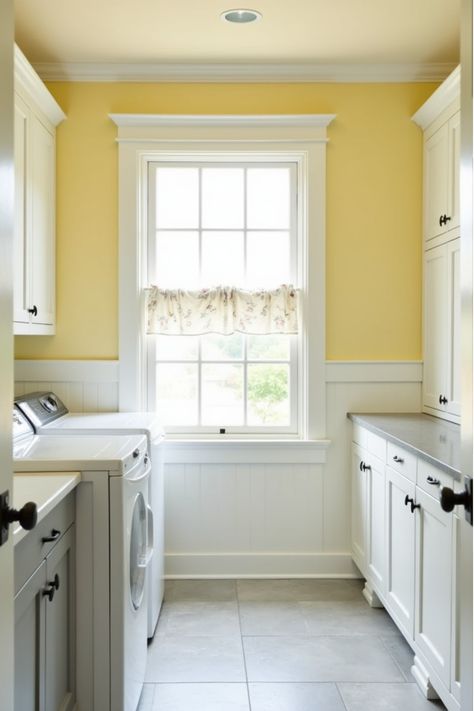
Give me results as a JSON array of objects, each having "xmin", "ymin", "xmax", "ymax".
[{"xmin": 15, "ymin": 0, "xmax": 460, "ymax": 76}]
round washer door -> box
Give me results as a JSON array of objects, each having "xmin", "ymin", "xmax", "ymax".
[{"xmin": 129, "ymin": 492, "xmax": 147, "ymax": 610}]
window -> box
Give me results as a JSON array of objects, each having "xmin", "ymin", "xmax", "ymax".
[
  {"xmin": 146, "ymin": 161, "xmax": 299, "ymax": 434},
  {"xmin": 113, "ymin": 113, "xmax": 332, "ymax": 439}
]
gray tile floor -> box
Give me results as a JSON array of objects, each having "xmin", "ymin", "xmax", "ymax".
[{"xmin": 139, "ymin": 579, "xmax": 447, "ymax": 711}]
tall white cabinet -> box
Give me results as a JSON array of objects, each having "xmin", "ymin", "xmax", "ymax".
[
  {"xmin": 13, "ymin": 46, "xmax": 65, "ymax": 335},
  {"xmin": 412, "ymin": 66, "xmax": 461, "ymax": 424}
]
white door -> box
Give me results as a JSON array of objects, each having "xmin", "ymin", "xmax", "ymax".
[
  {"xmin": 0, "ymin": 3, "xmax": 15, "ymax": 708},
  {"xmin": 351, "ymin": 444, "xmax": 367, "ymax": 576},
  {"xmin": 414, "ymin": 487, "xmax": 453, "ymax": 687},
  {"xmin": 366, "ymin": 454, "xmax": 386, "ymax": 595},
  {"xmin": 424, "ymin": 243, "xmax": 448, "ymax": 411},
  {"xmin": 446, "ymin": 237, "xmax": 461, "ymax": 416},
  {"xmin": 30, "ymin": 117, "xmax": 55, "ymax": 326},
  {"xmin": 424, "ymin": 123, "xmax": 449, "ymax": 242},
  {"xmin": 385, "ymin": 466, "xmax": 416, "ymax": 639}
]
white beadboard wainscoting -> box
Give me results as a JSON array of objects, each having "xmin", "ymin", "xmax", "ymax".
[{"xmin": 14, "ymin": 359, "xmax": 422, "ymax": 578}]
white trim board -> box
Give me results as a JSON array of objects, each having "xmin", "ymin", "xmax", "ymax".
[
  {"xmin": 14, "ymin": 360, "xmax": 119, "ymax": 383},
  {"xmin": 165, "ymin": 553, "xmax": 359, "ymax": 578},
  {"xmin": 15, "ymin": 45, "xmax": 65, "ymax": 126},
  {"xmin": 325, "ymin": 360, "xmax": 423, "ymax": 383},
  {"xmin": 33, "ymin": 61, "xmax": 456, "ymax": 84},
  {"xmin": 164, "ymin": 439, "xmax": 331, "ymax": 464},
  {"xmin": 109, "ymin": 114, "xmax": 336, "ymax": 129}
]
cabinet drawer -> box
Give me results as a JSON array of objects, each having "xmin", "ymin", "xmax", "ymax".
[
  {"xmin": 352, "ymin": 424, "xmax": 368, "ymax": 448},
  {"xmin": 367, "ymin": 431, "xmax": 386, "ymax": 461},
  {"xmin": 386, "ymin": 442, "xmax": 417, "ymax": 482},
  {"xmin": 417, "ymin": 459, "xmax": 462, "ymax": 499},
  {"xmin": 14, "ymin": 491, "xmax": 75, "ymax": 594}
]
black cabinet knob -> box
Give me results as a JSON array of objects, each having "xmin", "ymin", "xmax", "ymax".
[
  {"xmin": 404, "ymin": 495, "xmax": 413, "ymax": 507},
  {"xmin": 393, "ymin": 455, "xmax": 404, "ymax": 464},
  {"xmin": 439, "ymin": 395, "xmax": 448, "ymax": 405},
  {"xmin": 427, "ymin": 475, "xmax": 441, "ymax": 486},
  {"xmin": 359, "ymin": 461, "xmax": 371, "ymax": 472},
  {"xmin": 27, "ymin": 305, "xmax": 38, "ymax": 317},
  {"xmin": 439, "ymin": 214, "xmax": 452, "ymax": 227}
]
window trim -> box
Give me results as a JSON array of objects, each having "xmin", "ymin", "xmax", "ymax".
[{"xmin": 113, "ymin": 113, "xmax": 334, "ymax": 439}]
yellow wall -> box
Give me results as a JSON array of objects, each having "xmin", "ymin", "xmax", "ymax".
[{"xmin": 14, "ymin": 81, "xmax": 437, "ymax": 361}]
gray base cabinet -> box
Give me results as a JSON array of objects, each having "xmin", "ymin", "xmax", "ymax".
[{"xmin": 14, "ymin": 495, "xmax": 76, "ymax": 711}]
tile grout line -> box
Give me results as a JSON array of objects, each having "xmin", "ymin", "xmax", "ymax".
[{"xmin": 236, "ymin": 579, "xmax": 253, "ymax": 711}]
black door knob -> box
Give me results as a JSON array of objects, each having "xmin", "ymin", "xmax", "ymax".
[
  {"xmin": 0, "ymin": 492, "xmax": 38, "ymax": 546},
  {"xmin": 440, "ymin": 486, "xmax": 472, "ymax": 514},
  {"xmin": 27, "ymin": 305, "xmax": 38, "ymax": 317}
]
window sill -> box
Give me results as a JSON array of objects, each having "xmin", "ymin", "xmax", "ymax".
[{"xmin": 162, "ymin": 438, "xmax": 331, "ymax": 464}]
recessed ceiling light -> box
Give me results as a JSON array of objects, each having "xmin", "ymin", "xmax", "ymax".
[{"xmin": 221, "ymin": 9, "xmax": 262, "ymax": 24}]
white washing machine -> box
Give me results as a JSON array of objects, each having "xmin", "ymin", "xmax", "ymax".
[
  {"xmin": 13, "ymin": 407, "xmax": 153, "ymax": 711},
  {"xmin": 15, "ymin": 391, "xmax": 165, "ymax": 638}
]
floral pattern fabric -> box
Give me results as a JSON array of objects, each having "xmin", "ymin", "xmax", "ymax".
[{"xmin": 146, "ymin": 284, "xmax": 299, "ymax": 335}]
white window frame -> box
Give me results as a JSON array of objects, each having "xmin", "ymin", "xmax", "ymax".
[
  {"xmin": 112, "ymin": 113, "xmax": 335, "ymax": 440},
  {"xmin": 147, "ymin": 158, "xmax": 299, "ymax": 435}
]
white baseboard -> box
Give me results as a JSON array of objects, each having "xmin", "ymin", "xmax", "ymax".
[{"xmin": 165, "ymin": 553, "xmax": 360, "ymax": 578}]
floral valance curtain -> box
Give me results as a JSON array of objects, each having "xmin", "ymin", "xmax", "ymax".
[{"xmin": 146, "ymin": 284, "xmax": 299, "ymax": 336}]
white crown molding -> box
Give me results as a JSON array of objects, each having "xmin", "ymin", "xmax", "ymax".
[
  {"xmin": 412, "ymin": 65, "xmax": 460, "ymax": 129},
  {"xmin": 32, "ymin": 60, "xmax": 457, "ymax": 84},
  {"xmin": 109, "ymin": 113, "xmax": 336, "ymax": 129},
  {"xmin": 15, "ymin": 45, "xmax": 65, "ymax": 125}
]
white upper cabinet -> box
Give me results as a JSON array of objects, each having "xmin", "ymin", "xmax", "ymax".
[
  {"xmin": 424, "ymin": 113, "xmax": 460, "ymax": 243},
  {"xmin": 413, "ymin": 66, "xmax": 460, "ymax": 247},
  {"xmin": 13, "ymin": 46, "xmax": 65, "ymax": 335},
  {"xmin": 413, "ymin": 66, "xmax": 461, "ymax": 425}
]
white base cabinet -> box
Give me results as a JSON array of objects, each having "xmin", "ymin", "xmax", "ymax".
[
  {"xmin": 351, "ymin": 425, "xmax": 463, "ymax": 711},
  {"xmin": 13, "ymin": 45, "xmax": 65, "ymax": 335},
  {"xmin": 14, "ymin": 494, "xmax": 76, "ymax": 711}
]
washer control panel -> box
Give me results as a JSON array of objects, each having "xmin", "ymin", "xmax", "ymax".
[{"xmin": 15, "ymin": 391, "xmax": 69, "ymax": 429}]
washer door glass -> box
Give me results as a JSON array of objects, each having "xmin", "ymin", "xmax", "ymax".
[{"xmin": 130, "ymin": 492, "xmax": 147, "ymax": 610}]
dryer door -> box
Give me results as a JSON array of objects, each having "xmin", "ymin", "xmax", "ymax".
[{"xmin": 129, "ymin": 492, "xmax": 147, "ymax": 610}]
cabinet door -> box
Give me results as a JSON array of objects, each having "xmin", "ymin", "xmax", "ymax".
[
  {"xmin": 414, "ymin": 487, "xmax": 453, "ymax": 688},
  {"xmin": 446, "ymin": 238, "xmax": 461, "ymax": 416},
  {"xmin": 45, "ymin": 526, "xmax": 76, "ymax": 711},
  {"xmin": 351, "ymin": 444, "xmax": 368, "ymax": 576},
  {"xmin": 385, "ymin": 466, "xmax": 416, "ymax": 639},
  {"xmin": 30, "ymin": 116, "xmax": 55, "ymax": 327},
  {"xmin": 447, "ymin": 111, "xmax": 460, "ymax": 232},
  {"xmin": 366, "ymin": 454, "xmax": 386, "ymax": 595},
  {"xmin": 14, "ymin": 561, "xmax": 46, "ymax": 711},
  {"xmin": 424, "ymin": 123, "xmax": 449, "ymax": 242},
  {"xmin": 13, "ymin": 94, "xmax": 31, "ymax": 325},
  {"xmin": 424, "ymin": 244, "xmax": 448, "ymax": 412}
]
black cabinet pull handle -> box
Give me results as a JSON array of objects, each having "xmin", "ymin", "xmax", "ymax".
[
  {"xmin": 42, "ymin": 574, "xmax": 60, "ymax": 602},
  {"xmin": 427, "ymin": 475, "xmax": 441, "ymax": 486},
  {"xmin": 393, "ymin": 455, "xmax": 404, "ymax": 464},
  {"xmin": 42, "ymin": 528, "xmax": 61, "ymax": 544},
  {"xmin": 439, "ymin": 395, "xmax": 448, "ymax": 405},
  {"xmin": 27, "ymin": 305, "xmax": 38, "ymax": 317}
]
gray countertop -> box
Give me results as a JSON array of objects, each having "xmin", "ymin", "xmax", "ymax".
[{"xmin": 348, "ymin": 413, "xmax": 461, "ymax": 479}]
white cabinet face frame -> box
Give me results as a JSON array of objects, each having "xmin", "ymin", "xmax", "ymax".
[
  {"xmin": 424, "ymin": 123, "xmax": 450, "ymax": 243},
  {"xmin": 385, "ymin": 465, "xmax": 416, "ymax": 638},
  {"xmin": 351, "ymin": 443, "xmax": 368, "ymax": 575},
  {"xmin": 414, "ymin": 487, "xmax": 453, "ymax": 689}
]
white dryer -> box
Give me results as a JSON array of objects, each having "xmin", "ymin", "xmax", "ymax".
[
  {"xmin": 15, "ymin": 391, "xmax": 165, "ymax": 638},
  {"xmin": 13, "ymin": 407, "xmax": 153, "ymax": 711}
]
